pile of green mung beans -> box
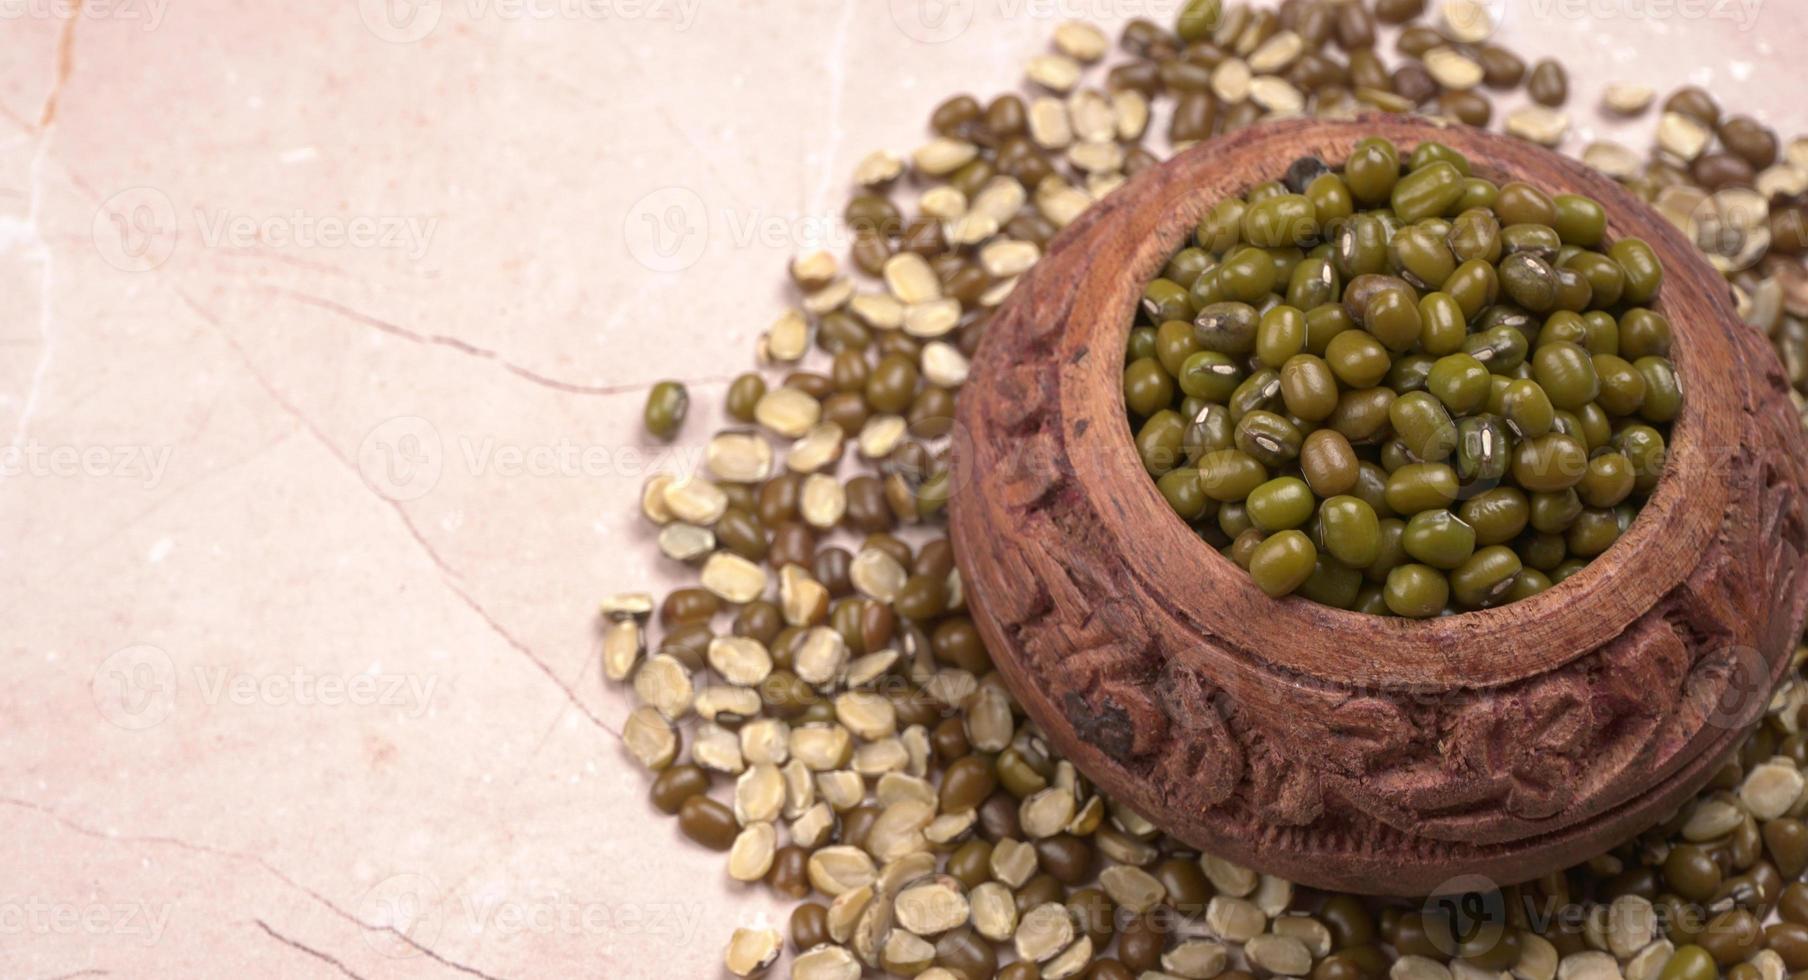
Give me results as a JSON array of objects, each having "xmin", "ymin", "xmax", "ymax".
[
  {"xmin": 622, "ymin": 1, "xmax": 1808, "ymax": 978},
  {"xmin": 1127, "ymin": 141, "xmax": 1678, "ymax": 615}
]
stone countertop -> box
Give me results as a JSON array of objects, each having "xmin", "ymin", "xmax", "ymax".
[{"xmin": 0, "ymin": 1, "xmax": 1801, "ymax": 977}]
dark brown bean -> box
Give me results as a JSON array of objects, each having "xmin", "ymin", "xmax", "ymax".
[
  {"xmin": 909, "ymin": 386, "xmax": 959, "ymax": 440},
  {"xmin": 1373, "ymin": 0, "xmax": 1425, "ymax": 23},
  {"xmin": 983, "ymin": 92, "xmax": 1027, "ymax": 140},
  {"xmin": 940, "ymin": 755, "xmax": 998, "ymax": 813},
  {"xmin": 1171, "ymin": 90, "xmax": 1220, "ymax": 143},
  {"xmin": 1665, "ymin": 85, "xmax": 1721, "ymax": 127},
  {"xmin": 936, "ymin": 927, "xmax": 999, "ymax": 980},
  {"xmin": 859, "ymin": 598, "xmax": 895, "ymax": 654},
  {"xmin": 931, "ymin": 94, "xmax": 982, "ymax": 138},
  {"xmin": 1321, "ymin": 894, "xmax": 1377, "ymax": 949},
  {"xmin": 1693, "ymin": 152, "xmax": 1755, "ymax": 190},
  {"xmin": 768, "ymin": 521, "xmax": 816, "ymax": 576},
  {"xmin": 948, "ymin": 839, "xmax": 994, "ymax": 891},
  {"xmin": 1334, "ymin": 2, "xmax": 1375, "ymax": 49},
  {"xmin": 931, "ymin": 717, "xmax": 970, "ymax": 764},
  {"xmin": 841, "ymin": 805, "xmax": 881, "ymax": 852},
  {"xmin": 760, "ymin": 668, "xmax": 813, "ymax": 719},
  {"xmin": 1156, "ymin": 857, "xmax": 1213, "ymax": 915},
  {"xmin": 1290, "ymin": 51, "xmax": 1350, "ymax": 92},
  {"xmin": 1160, "ymin": 57, "xmax": 1215, "ymax": 92},
  {"xmin": 915, "ymin": 538, "xmax": 956, "ymax": 578},
  {"xmin": 1664, "ymin": 842, "xmax": 1723, "ymax": 901},
  {"xmin": 812, "ymin": 546, "xmax": 853, "ymax": 597},
  {"xmin": 1780, "ymin": 882, "xmax": 1808, "ymax": 925},
  {"xmin": 867, "ymin": 352, "xmax": 920, "ymax": 415},
  {"xmin": 1036, "ymin": 835, "xmax": 1097, "ymax": 885},
  {"xmin": 660, "ymin": 587, "xmax": 719, "ymax": 627},
  {"xmin": 649, "ymin": 765, "xmax": 710, "ymax": 815},
  {"xmin": 719, "ymin": 481, "xmax": 757, "ymax": 514},
  {"xmin": 865, "ymin": 531, "xmax": 915, "ymax": 570},
  {"xmin": 1699, "ymin": 909, "xmax": 1763, "ymax": 966},
  {"xmin": 658, "ymin": 622, "xmax": 712, "ymax": 671},
  {"xmin": 1461, "ymin": 928, "xmax": 1522, "ymax": 971},
  {"xmin": 1720, "ymin": 115, "xmax": 1779, "ymax": 168},
  {"xmin": 895, "ymin": 573, "xmax": 949, "ymax": 620},
  {"xmin": 1313, "ymin": 953, "xmax": 1366, "ymax": 980},
  {"xmin": 845, "ymin": 195, "xmax": 902, "ymax": 238},
  {"xmin": 1109, "ymin": 59, "xmax": 1162, "ymax": 95},
  {"xmin": 843, "ymin": 476, "xmax": 893, "ymax": 534},
  {"xmin": 726, "ymin": 373, "xmax": 766, "ymax": 422},
  {"xmin": 716, "ymin": 506, "xmax": 769, "ymax": 562},
  {"xmin": 822, "ymin": 391, "xmax": 868, "ymax": 435},
  {"xmin": 733, "ymin": 600, "xmax": 783, "ymax": 644},
  {"xmin": 978, "ymin": 792, "xmax": 1021, "ymax": 841},
  {"xmin": 1015, "ymin": 873, "xmax": 1065, "ymax": 915},
  {"xmin": 1527, "ymin": 59, "xmax": 1567, "ymax": 106},
  {"xmin": 1439, "ymin": 90, "xmax": 1493, "ymax": 127},
  {"xmin": 1774, "ymin": 206, "xmax": 1808, "ymax": 254},
  {"xmin": 757, "ymin": 473, "xmax": 801, "ymax": 526},
  {"xmin": 1069, "ymin": 886, "xmax": 1117, "ymax": 950},
  {"xmin": 1386, "ymin": 912, "xmax": 1453, "ymax": 959},
  {"xmin": 768, "ymin": 844, "xmax": 810, "ymax": 899},
  {"xmin": 1119, "ymin": 911, "xmax": 1170, "ymax": 972},
  {"xmin": 790, "ymin": 902, "xmax": 829, "ymax": 951},
  {"xmin": 893, "ymin": 685, "xmax": 941, "ymax": 729},
  {"xmin": 1396, "ymin": 25, "xmax": 1442, "ymax": 58},
  {"xmin": 677, "ymin": 795, "xmax": 737, "ymax": 850},
  {"xmin": 1292, "ymin": 0, "xmax": 1336, "ymax": 47},
  {"xmin": 1766, "ymin": 922, "xmax": 1808, "ymax": 969},
  {"xmin": 932, "ymin": 616, "xmax": 991, "ymax": 673},
  {"xmin": 1477, "ymin": 45, "xmax": 1526, "ymax": 88},
  {"xmin": 851, "ymin": 231, "xmax": 891, "ymax": 276},
  {"xmin": 995, "ymin": 137, "xmax": 1055, "ymax": 188},
  {"xmin": 1392, "ymin": 63, "xmax": 1438, "ymax": 106},
  {"xmin": 1766, "ymin": 818, "xmax": 1808, "ymax": 878},
  {"xmin": 1121, "ymin": 17, "xmax": 1170, "ymax": 57},
  {"xmin": 1348, "ymin": 48, "xmax": 1391, "ymax": 92},
  {"xmin": 1602, "ymin": 867, "xmax": 1659, "ymax": 902}
]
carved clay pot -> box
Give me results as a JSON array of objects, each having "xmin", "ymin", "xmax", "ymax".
[{"xmin": 949, "ymin": 115, "xmax": 1808, "ymax": 895}]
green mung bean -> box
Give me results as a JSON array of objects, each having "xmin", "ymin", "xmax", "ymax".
[{"xmin": 1129, "ymin": 141, "xmax": 1674, "ymax": 611}]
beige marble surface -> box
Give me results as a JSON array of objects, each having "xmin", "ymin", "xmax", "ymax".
[{"xmin": 0, "ymin": 1, "xmax": 1803, "ymax": 977}]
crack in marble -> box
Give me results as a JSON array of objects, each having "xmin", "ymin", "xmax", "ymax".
[
  {"xmin": 0, "ymin": 797, "xmax": 508, "ymax": 980},
  {"xmin": 4, "ymin": 10, "xmax": 81, "ymax": 463},
  {"xmin": 275, "ymin": 287, "xmax": 709, "ymax": 398},
  {"xmin": 177, "ymin": 289, "xmax": 624, "ymax": 742},
  {"xmin": 803, "ymin": 0, "xmax": 857, "ymax": 229},
  {"xmin": 37, "ymin": 0, "xmax": 84, "ymax": 128},
  {"xmin": 215, "ymin": 247, "xmax": 356, "ymax": 281},
  {"xmin": 251, "ymin": 919, "xmax": 368, "ymax": 980}
]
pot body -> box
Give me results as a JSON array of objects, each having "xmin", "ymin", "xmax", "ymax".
[{"xmin": 949, "ymin": 115, "xmax": 1808, "ymax": 895}]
